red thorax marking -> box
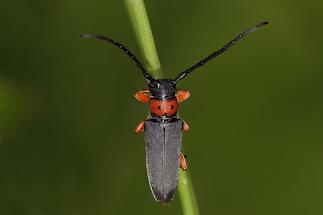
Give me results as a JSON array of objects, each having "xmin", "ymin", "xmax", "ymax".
[{"xmin": 149, "ymin": 99, "xmax": 179, "ymax": 117}]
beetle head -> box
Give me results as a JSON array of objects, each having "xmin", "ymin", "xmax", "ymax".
[{"xmin": 148, "ymin": 79, "xmax": 176, "ymax": 99}]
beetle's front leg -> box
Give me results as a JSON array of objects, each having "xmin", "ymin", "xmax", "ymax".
[
  {"xmin": 176, "ymin": 89, "xmax": 190, "ymax": 103},
  {"xmin": 134, "ymin": 89, "xmax": 150, "ymax": 103},
  {"xmin": 134, "ymin": 120, "xmax": 145, "ymax": 134},
  {"xmin": 180, "ymin": 153, "xmax": 187, "ymax": 171}
]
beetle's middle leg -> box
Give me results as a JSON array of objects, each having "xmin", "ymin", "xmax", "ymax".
[
  {"xmin": 183, "ymin": 120, "xmax": 190, "ymax": 132},
  {"xmin": 134, "ymin": 120, "xmax": 145, "ymax": 134},
  {"xmin": 180, "ymin": 153, "xmax": 187, "ymax": 171}
]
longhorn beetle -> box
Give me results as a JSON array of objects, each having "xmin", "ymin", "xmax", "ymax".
[{"xmin": 81, "ymin": 21, "xmax": 268, "ymax": 203}]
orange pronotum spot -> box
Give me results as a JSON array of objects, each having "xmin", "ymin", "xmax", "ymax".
[{"xmin": 149, "ymin": 99, "xmax": 179, "ymax": 117}]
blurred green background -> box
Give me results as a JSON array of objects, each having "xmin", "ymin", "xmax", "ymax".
[{"xmin": 0, "ymin": 0, "xmax": 323, "ymax": 214}]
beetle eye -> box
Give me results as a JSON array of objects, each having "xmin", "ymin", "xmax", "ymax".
[
  {"xmin": 158, "ymin": 106, "xmax": 161, "ymax": 110},
  {"xmin": 170, "ymin": 105, "xmax": 174, "ymax": 109}
]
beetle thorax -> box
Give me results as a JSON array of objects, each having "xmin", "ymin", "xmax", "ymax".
[
  {"xmin": 149, "ymin": 98, "xmax": 179, "ymax": 117},
  {"xmin": 148, "ymin": 79, "xmax": 179, "ymax": 117}
]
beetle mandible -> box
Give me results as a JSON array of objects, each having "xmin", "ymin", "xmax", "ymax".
[{"xmin": 81, "ymin": 21, "xmax": 268, "ymax": 203}]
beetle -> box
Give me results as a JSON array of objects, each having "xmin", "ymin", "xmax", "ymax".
[{"xmin": 80, "ymin": 21, "xmax": 268, "ymax": 203}]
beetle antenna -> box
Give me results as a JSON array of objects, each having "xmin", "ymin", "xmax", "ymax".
[
  {"xmin": 174, "ymin": 21, "xmax": 269, "ymax": 83},
  {"xmin": 80, "ymin": 34, "xmax": 154, "ymax": 83}
]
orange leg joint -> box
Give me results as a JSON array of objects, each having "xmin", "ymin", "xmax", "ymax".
[
  {"xmin": 134, "ymin": 121, "xmax": 145, "ymax": 134},
  {"xmin": 180, "ymin": 153, "xmax": 187, "ymax": 171},
  {"xmin": 134, "ymin": 89, "xmax": 150, "ymax": 103},
  {"xmin": 176, "ymin": 89, "xmax": 190, "ymax": 103}
]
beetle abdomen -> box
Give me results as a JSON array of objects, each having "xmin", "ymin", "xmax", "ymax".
[{"xmin": 144, "ymin": 119, "xmax": 183, "ymax": 203}]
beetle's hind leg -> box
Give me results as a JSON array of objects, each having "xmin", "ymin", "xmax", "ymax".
[{"xmin": 180, "ymin": 153, "xmax": 188, "ymax": 171}]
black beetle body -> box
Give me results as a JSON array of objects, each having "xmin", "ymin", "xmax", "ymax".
[{"xmin": 145, "ymin": 119, "xmax": 183, "ymax": 202}]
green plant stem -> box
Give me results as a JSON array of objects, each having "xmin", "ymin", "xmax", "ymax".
[
  {"xmin": 124, "ymin": 0, "xmax": 162, "ymax": 79},
  {"xmin": 178, "ymin": 170, "xmax": 200, "ymax": 215},
  {"xmin": 123, "ymin": 0, "xmax": 199, "ymax": 214}
]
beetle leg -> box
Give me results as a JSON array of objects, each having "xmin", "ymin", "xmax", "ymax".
[
  {"xmin": 180, "ymin": 153, "xmax": 187, "ymax": 171},
  {"xmin": 134, "ymin": 120, "xmax": 145, "ymax": 134},
  {"xmin": 134, "ymin": 89, "xmax": 150, "ymax": 103},
  {"xmin": 183, "ymin": 121, "xmax": 190, "ymax": 132},
  {"xmin": 176, "ymin": 89, "xmax": 190, "ymax": 103}
]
